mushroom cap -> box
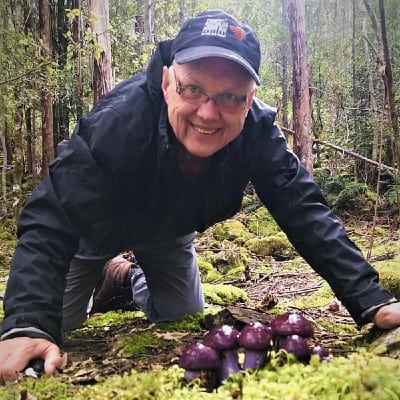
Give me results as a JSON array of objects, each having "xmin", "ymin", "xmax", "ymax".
[
  {"xmin": 279, "ymin": 334, "xmax": 311, "ymax": 363},
  {"xmin": 312, "ymin": 346, "xmax": 330, "ymax": 361},
  {"xmin": 269, "ymin": 312, "xmax": 314, "ymax": 338},
  {"xmin": 203, "ymin": 325, "xmax": 240, "ymax": 351},
  {"xmin": 178, "ymin": 342, "xmax": 219, "ymax": 370},
  {"xmin": 238, "ymin": 322, "xmax": 273, "ymax": 350}
]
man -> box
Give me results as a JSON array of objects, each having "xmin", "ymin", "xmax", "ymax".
[{"xmin": 1, "ymin": 9, "xmax": 400, "ymax": 383}]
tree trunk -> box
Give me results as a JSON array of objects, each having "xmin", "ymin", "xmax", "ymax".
[
  {"xmin": 143, "ymin": 0, "xmax": 154, "ymax": 66},
  {"xmin": 287, "ymin": 0, "xmax": 313, "ymax": 173},
  {"xmin": 178, "ymin": 0, "xmax": 185, "ymax": 27},
  {"xmin": 13, "ymin": 94, "xmax": 24, "ymax": 216},
  {"xmin": 281, "ymin": 0, "xmax": 289, "ymax": 132},
  {"xmin": 378, "ymin": 0, "xmax": 399, "ymax": 168},
  {"xmin": 363, "ymin": 0, "xmax": 399, "ymax": 169},
  {"xmin": 73, "ymin": 0, "xmax": 84, "ymax": 119},
  {"xmin": 0, "ymin": 98, "xmax": 7, "ymax": 215},
  {"xmin": 53, "ymin": 0, "xmax": 71, "ymax": 146},
  {"xmin": 89, "ymin": 0, "xmax": 113, "ymax": 104},
  {"xmin": 39, "ymin": 0, "xmax": 54, "ymax": 177}
]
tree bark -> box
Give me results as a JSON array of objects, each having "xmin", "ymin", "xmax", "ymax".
[
  {"xmin": 39, "ymin": 0, "xmax": 54, "ymax": 177},
  {"xmin": 89, "ymin": 0, "xmax": 113, "ymax": 104},
  {"xmin": 143, "ymin": 0, "xmax": 154, "ymax": 66},
  {"xmin": 288, "ymin": 0, "xmax": 313, "ymax": 173},
  {"xmin": 73, "ymin": 0, "xmax": 84, "ymax": 119},
  {"xmin": 281, "ymin": 0, "xmax": 289, "ymax": 132},
  {"xmin": 378, "ymin": 0, "xmax": 399, "ymax": 168},
  {"xmin": 363, "ymin": 0, "xmax": 399, "ymax": 169}
]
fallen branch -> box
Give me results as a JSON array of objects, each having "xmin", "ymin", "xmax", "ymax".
[{"xmin": 313, "ymin": 138, "xmax": 398, "ymax": 173}]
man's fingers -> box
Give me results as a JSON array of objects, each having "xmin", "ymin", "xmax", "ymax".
[
  {"xmin": 373, "ymin": 302, "xmax": 400, "ymax": 329},
  {"xmin": 43, "ymin": 345, "xmax": 62, "ymax": 374}
]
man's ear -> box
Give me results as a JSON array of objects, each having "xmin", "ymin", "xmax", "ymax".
[
  {"xmin": 246, "ymin": 88, "xmax": 257, "ymax": 109},
  {"xmin": 161, "ymin": 66, "xmax": 170, "ymax": 99}
]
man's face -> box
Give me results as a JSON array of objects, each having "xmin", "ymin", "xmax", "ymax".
[{"xmin": 162, "ymin": 57, "xmax": 256, "ymax": 158}]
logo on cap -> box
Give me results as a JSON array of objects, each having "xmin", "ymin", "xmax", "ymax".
[
  {"xmin": 201, "ymin": 18, "xmax": 228, "ymax": 38},
  {"xmin": 228, "ymin": 25, "xmax": 246, "ymax": 41},
  {"xmin": 200, "ymin": 18, "xmax": 246, "ymax": 41}
]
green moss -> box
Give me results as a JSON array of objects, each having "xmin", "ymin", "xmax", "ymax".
[
  {"xmin": 213, "ymin": 241, "xmax": 250, "ymax": 278},
  {"xmin": 156, "ymin": 313, "xmax": 205, "ymax": 334},
  {"xmin": 203, "ymin": 283, "xmax": 249, "ymax": 305},
  {"xmin": 0, "ymin": 375, "xmax": 77, "ymax": 400},
  {"xmin": 219, "ymin": 350, "xmax": 400, "ymax": 399},
  {"xmin": 374, "ymin": 257, "xmax": 400, "ymax": 299},
  {"xmin": 197, "ymin": 256, "xmax": 222, "ymax": 283},
  {"xmin": 212, "ymin": 219, "xmax": 253, "ymax": 244},
  {"xmin": 247, "ymin": 207, "xmax": 281, "ymax": 237},
  {"xmin": 245, "ymin": 232, "xmax": 296, "ymax": 258},
  {"xmin": 284, "ymin": 281, "xmax": 336, "ymax": 309},
  {"xmin": 83, "ymin": 310, "xmax": 145, "ymax": 329},
  {"xmin": 315, "ymin": 319, "xmax": 359, "ymax": 336},
  {"xmin": 122, "ymin": 330, "xmax": 168, "ymax": 355},
  {"xmin": 74, "ymin": 365, "xmax": 188, "ymax": 400}
]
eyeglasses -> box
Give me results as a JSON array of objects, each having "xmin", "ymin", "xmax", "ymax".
[{"xmin": 173, "ymin": 69, "xmax": 248, "ymax": 113}]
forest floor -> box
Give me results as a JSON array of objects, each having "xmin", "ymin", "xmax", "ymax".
[{"xmin": 1, "ymin": 202, "xmax": 400, "ymax": 398}]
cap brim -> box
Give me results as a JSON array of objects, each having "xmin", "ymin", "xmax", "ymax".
[{"xmin": 174, "ymin": 45, "xmax": 260, "ymax": 85}]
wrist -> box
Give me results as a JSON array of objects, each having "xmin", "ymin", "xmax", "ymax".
[{"xmin": 1, "ymin": 327, "xmax": 56, "ymax": 343}]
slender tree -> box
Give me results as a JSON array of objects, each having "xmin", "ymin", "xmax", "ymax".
[
  {"xmin": 288, "ymin": 0, "xmax": 312, "ymax": 173},
  {"xmin": 39, "ymin": 0, "xmax": 54, "ymax": 177},
  {"xmin": 89, "ymin": 0, "xmax": 113, "ymax": 104},
  {"xmin": 73, "ymin": 0, "xmax": 84, "ymax": 119}
]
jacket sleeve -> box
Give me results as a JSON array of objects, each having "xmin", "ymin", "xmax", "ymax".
[
  {"xmin": 1, "ymin": 172, "xmax": 80, "ymax": 344},
  {"xmin": 250, "ymin": 118, "xmax": 395, "ymax": 325},
  {"xmin": 1, "ymin": 117, "xmax": 119, "ymax": 344}
]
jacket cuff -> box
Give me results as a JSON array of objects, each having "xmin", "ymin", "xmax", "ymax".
[
  {"xmin": 1, "ymin": 327, "xmax": 56, "ymax": 343},
  {"xmin": 360, "ymin": 298, "xmax": 398, "ymax": 321}
]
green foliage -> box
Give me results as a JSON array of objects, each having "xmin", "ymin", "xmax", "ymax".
[{"xmin": 333, "ymin": 182, "xmax": 377, "ymax": 215}]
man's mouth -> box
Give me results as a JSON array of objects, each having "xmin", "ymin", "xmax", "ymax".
[{"xmin": 192, "ymin": 124, "xmax": 219, "ymax": 135}]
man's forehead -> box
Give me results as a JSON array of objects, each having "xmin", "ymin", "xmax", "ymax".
[{"xmin": 175, "ymin": 57, "xmax": 253, "ymax": 79}]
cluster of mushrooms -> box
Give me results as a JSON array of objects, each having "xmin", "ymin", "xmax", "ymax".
[{"xmin": 178, "ymin": 312, "xmax": 329, "ymax": 388}]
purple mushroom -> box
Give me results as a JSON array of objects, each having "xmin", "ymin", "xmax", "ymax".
[
  {"xmin": 203, "ymin": 324, "xmax": 240, "ymax": 382},
  {"xmin": 279, "ymin": 334, "xmax": 311, "ymax": 364},
  {"xmin": 269, "ymin": 312, "xmax": 314, "ymax": 347},
  {"xmin": 238, "ymin": 322, "xmax": 273, "ymax": 370},
  {"xmin": 311, "ymin": 345, "xmax": 331, "ymax": 362},
  {"xmin": 178, "ymin": 342, "xmax": 219, "ymax": 382}
]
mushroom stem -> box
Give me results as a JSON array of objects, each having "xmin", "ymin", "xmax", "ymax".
[
  {"xmin": 219, "ymin": 349, "xmax": 240, "ymax": 382},
  {"xmin": 184, "ymin": 369, "xmax": 201, "ymax": 382},
  {"xmin": 243, "ymin": 349, "xmax": 268, "ymax": 370}
]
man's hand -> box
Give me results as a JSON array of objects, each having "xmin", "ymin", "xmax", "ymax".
[
  {"xmin": 0, "ymin": 337, "xmax": 61, "ymax": 384},
  {"xmin": 372, "ymin": 302, "xmax": 400, "ymax": 330}
]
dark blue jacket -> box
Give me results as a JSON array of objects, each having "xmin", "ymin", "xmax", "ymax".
[{"xmin": 1, "ymin": 40, "xmax": 394, "ymax": 344}]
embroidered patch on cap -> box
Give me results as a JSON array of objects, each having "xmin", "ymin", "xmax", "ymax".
[{"xmin": 201, "ymin": 19, "xmax": 229, "ymax": 38}]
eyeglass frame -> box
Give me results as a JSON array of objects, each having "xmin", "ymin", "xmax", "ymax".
[{"xmin": 172, "ymin": 67, "xmax": 250, "ymax": 113}]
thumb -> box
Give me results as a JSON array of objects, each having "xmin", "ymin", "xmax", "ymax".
[{"xmin": 42, "ymin": 344, "xmax": 62, "ymax": 374}]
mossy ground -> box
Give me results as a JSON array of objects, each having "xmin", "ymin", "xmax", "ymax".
[{"xmin": 1, "ymin": 199, "xmax": 400, "ymax": 399}]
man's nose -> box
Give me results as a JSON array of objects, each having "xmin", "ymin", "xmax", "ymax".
[{"xmin": 196, "ymin": 98, "xmax": 221, "ymax": 120}]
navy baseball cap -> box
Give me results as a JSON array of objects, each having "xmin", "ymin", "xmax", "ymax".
[{"xmin": 171, "ymin": 10, "xmax": 261, "ymax": 85}]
